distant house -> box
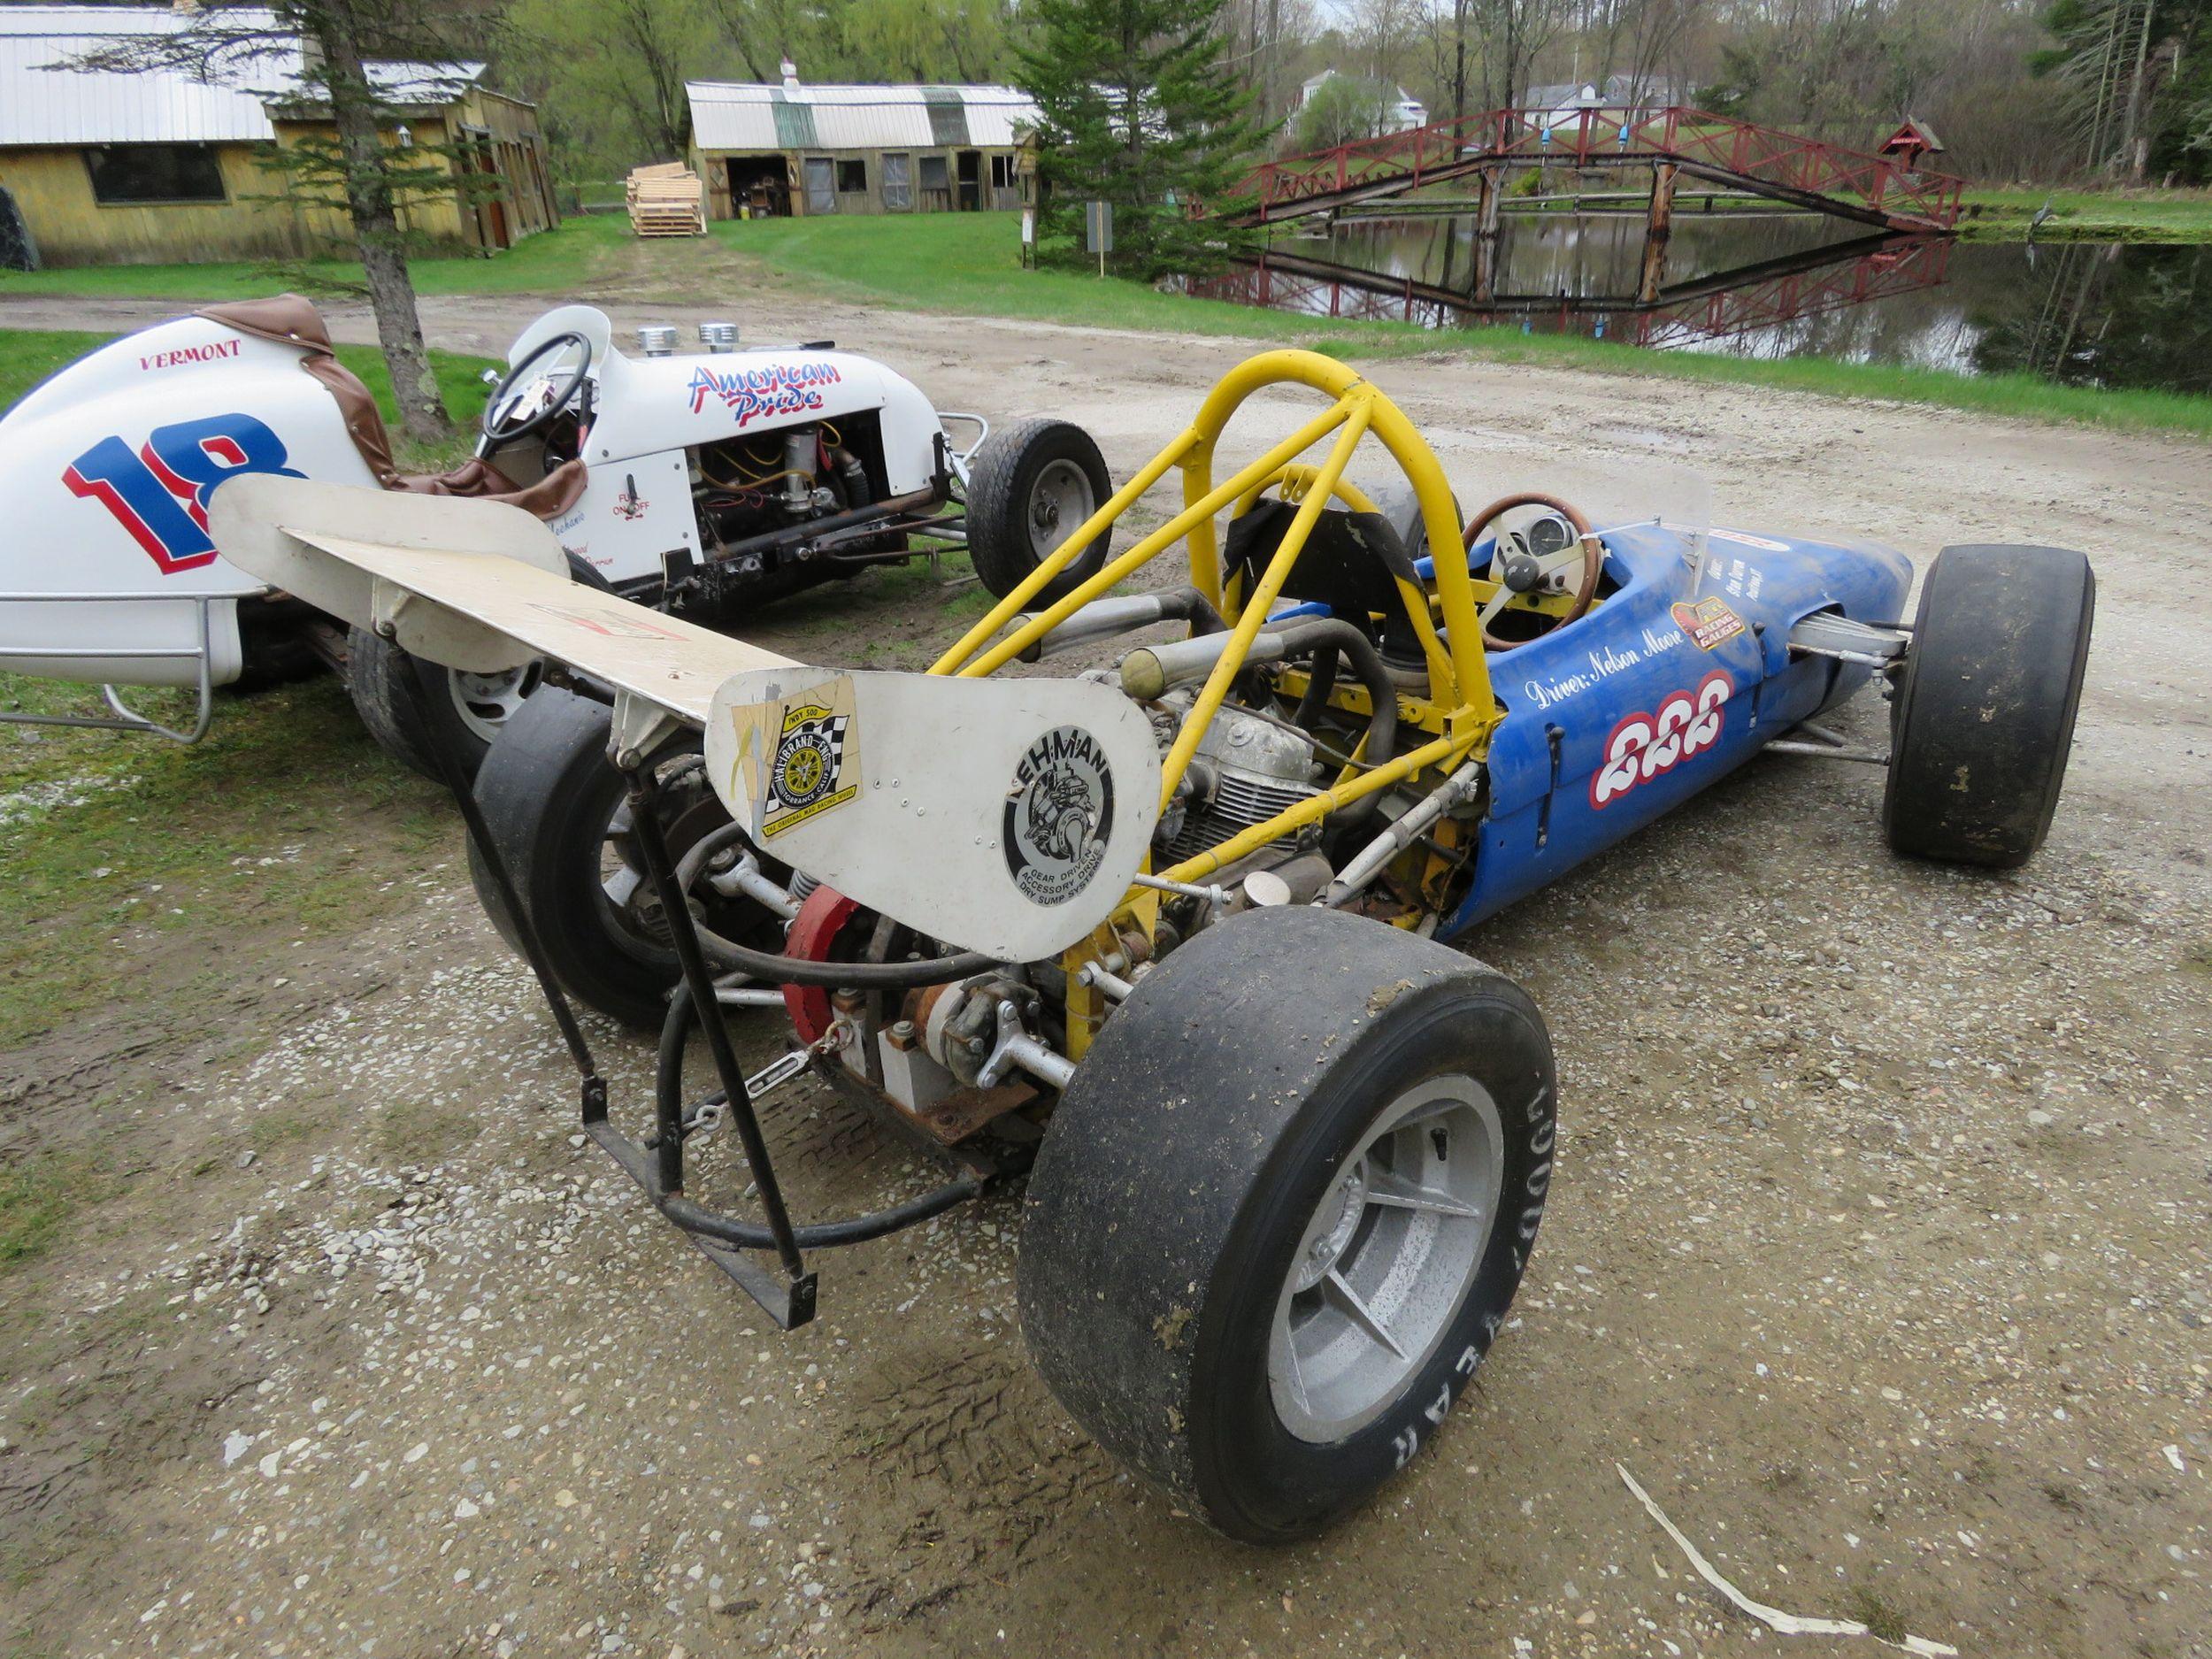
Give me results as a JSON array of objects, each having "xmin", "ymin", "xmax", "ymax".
[
  {"xmin": 1525, "ymin": 74, "xmax": 1686, "ymax": 129},
  {"xmin": 687, "ymin": 66, "xmax": 1037, "ymax": 219},
  {"xmin": 1296, "ymin": 71, "xmax": 1426, "ymax": 134},
  {"xmin": 0, "ymin": 4, "xmax": 557, "ymax": 269}
]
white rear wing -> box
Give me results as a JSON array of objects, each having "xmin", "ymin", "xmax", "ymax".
[{"xmin": 208, "ymin": 477, "xmax": 1159, "ymax": 961}]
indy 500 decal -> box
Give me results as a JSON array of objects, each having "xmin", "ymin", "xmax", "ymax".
[
  {"xmin": 63, "ymin": 413, "xmax": 304, "ymax": 574},
  {"xmin": 686, "ymin": 360, "xmax": 841, "ymax": 425},
  {"xmin": 1590, "ymin": 670, "xmax": 1731, "ymax": 809}
]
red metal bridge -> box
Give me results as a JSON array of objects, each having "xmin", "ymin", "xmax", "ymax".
[
  {"xmin": 1223, "ymin": 105, "xmax": 1964, "ymax": 234},
  {"xmin": 1184, "ymin": 234, "xmax": 1953, "ymax": 353}
]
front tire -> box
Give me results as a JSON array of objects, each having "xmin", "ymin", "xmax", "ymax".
[
  {"xmin": 346, "ymin": 555, "xmax": 606, "ymax": 781},
  {"xmin": 1018, "ymin": 905, "xmax": 1556, "ymax": 1543},
  {"xmin": 347, "ymin": 625, "xmax": 540, "ymax": 781},
  {"xmin": 465, "ymin": 685, "xmax": 781, "ymax": 1028},
  {"xmin": 965, "ymin": 418, "xmax": 1114, "ymax": 603},
  {"xmin": 1883, "ymin": 543, "xmax": 2093, "ymax": 869}
]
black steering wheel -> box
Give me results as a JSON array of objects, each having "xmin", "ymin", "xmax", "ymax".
[{"xmin": 481, "ymin": 331, "xmax": 592, "ymax": 445}]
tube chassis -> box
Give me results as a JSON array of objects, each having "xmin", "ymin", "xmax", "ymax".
[{"xmin": 207, "ymin": 349, "xmax": 1916, "ymax": 1331}]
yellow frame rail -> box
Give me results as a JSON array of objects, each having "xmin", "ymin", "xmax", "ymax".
[{"xmin": 929, "ymin": 349, "xmax": 1506, "ymax": 890}]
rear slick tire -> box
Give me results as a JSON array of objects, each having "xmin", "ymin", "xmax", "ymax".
[
  {"xmin": 1883, "ymin": 543, "xmax": 2093, "ymax": 869},
  {"xmin": 1017, "ymin": 905, "xmax": 1556, "ymax": 1543}
]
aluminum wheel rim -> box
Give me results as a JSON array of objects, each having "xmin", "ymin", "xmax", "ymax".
[
  {"xmin": 1269, "ymin": 1074, "xmax": 1504, "ymax": 1443},
  {"xmin": 445, "ymin": 662, "xmax": 540, "ymax": 745},
  {"xmin": 1027, "ymin": 458, "xmax": 1094, "ymax": 557}
]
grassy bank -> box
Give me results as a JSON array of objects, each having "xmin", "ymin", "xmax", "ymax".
[
  {"xmin": 1960, "ymin": 185, "xmax": 2212, "ymax": 242},
  {"xmin": 711, "ymin": 212, "xmax": 2212, "ymax": 440}
]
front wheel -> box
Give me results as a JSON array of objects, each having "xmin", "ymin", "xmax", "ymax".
[
  {"xmin": 347, "ymin": 625, "xmax": 540, "ymax": 782},
  {"xmin": 347, "ymin": 555, "xmax": 608, "ymax": 781},
  {"xmin": 965, "ymin": 418, "xmax": 1114, "ymax": 603},
  {"xmin": 1017, "ymin": 905, "xmax": 1556, "ymax": 1543},
  {"xmin": 1883, "ymin": 543, "xmax": 2093, "ymax": 868}
]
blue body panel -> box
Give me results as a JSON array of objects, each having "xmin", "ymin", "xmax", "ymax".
[{"xmin": 1437, "ymin": 522, "xmax": 1911, "ymax": 940}]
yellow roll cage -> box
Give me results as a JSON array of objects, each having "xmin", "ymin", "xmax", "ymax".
[{"xmin": 927, "ymin": 349, "xmax": 1513, "ymax": 1052}]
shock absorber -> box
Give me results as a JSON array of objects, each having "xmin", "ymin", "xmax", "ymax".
[{"xmin": 783, "ymin": 429, "xmax": 815, "ymax": 517}]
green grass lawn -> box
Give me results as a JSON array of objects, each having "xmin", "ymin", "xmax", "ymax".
[
  {"xmin": 0, "ymin": 213, "xmax": 634, "ymax": 303},
  {"xmin": 1961, "ymin": 186, "xmax": 2212, "ymax": 242}
]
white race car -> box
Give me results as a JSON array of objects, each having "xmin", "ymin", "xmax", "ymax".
[{"xmin": 0, "ymin": 296, "xmax": 1113, "ymax": 772}]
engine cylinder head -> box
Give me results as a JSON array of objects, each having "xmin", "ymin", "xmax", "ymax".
[
  {"xmin": 700, "ymin": 321, "xmax": 740, "ymax": 352},
  {"xmin": 635, "ymin": 325, "xmax": 678, "ymax": 357}
]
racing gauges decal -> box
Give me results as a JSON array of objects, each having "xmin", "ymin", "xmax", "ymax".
[
  {"xmin": 762, "ymin": 686, "xmax": 857, "ymax": 839},
  {"xmin": 1591, "ymin": 671, "xmax": 1732, "ymax": 809},
  {"xmin": 1003, "ymin": 726, "xmax": 1114, "ymax": 906},
  {"xmin": 1671, "ymin": 595, "xmax": 1747, "ymax": 652}
]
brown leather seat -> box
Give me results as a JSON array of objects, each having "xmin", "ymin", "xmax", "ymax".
[{"xmin": 197, "ymin": 296, "xmax": 589, "ymax": 523}]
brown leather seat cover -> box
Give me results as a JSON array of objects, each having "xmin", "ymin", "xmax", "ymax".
[
  {"xmin": 196, "ymin": 295, "xmax": 588, "ymax": 524},
  {"xmin": 388, "ymin": 455, "xmax": 589, "ymax": 518}
]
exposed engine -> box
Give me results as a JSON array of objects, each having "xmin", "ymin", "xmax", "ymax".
[
  {"xmin": 1149, "ymin": 695, "xmax": 1326, "ymax": 866},
  {"xmin": 672, "ymin": 412, "xmax": 903, "ymax": 613}
]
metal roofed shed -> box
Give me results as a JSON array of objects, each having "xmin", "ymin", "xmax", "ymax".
[
  {"xmin": 687, "ymin": 65, "xmax": 1039, "ymax": 219},
  {"xmin": 0, "ymin": 4, "xmax": 558, "ymax": 268}
]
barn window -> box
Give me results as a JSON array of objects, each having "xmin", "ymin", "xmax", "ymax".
[
  {"xmin": 84, "ymin": 144, "xmax": 227, "ymax": 204},
  {"xmin": 990, "ymin": 154, "xmax": 1015, "ymax": 189},
  {"xmin": 803, "ymin": 156, "xmax": 835, "ymax": 213},
  {"xmin": 881, "ymin": 153, "xmax": 911, "ymax": 210},
  {"xmin": 918, "ymin": 153, "xmax": 951, "ymax": 211},
  {"xmin": 835, "ymin": 158, "xmax": 866, "ymax": 195}
]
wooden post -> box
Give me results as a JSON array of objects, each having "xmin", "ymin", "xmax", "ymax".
[
  {"xmin": 1638, "ymin": 160, "xmax": 1678, "ymax": 304},
  {"xmin": 1473, "ymin": 164, "xmax": 1502, "ymax": 305}
]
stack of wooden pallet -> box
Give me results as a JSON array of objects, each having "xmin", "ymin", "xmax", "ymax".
[{"xmin": 626, "ymin": 163, "xmax": 706, "ymax": 238}]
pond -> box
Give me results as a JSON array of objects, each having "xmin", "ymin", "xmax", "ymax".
[{"xmin": 1188, "ymin": 211, "xmax": 2210, "ymax": 396}]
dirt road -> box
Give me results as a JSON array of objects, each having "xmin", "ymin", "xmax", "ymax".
[{"xmin": 3, "ymin": 280, "xmax": 2208, "ymax": 1659}]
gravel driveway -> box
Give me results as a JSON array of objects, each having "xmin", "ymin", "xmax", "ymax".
[{"xmin": 2, "ymin": 279, "xmax": 2207, "ymax": 1659}]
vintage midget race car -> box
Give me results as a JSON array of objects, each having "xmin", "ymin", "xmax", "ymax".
[
  {"xmin": 0, "ymin": 296, "xmax": 1111, "ymax": 772},
  {"xmin": 203, "ymin": 349, "xmax": 2092, "ymax": 1543}
]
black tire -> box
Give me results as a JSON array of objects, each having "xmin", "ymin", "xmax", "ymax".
[
  {"xmin": 346, "ymin": 555, "xmax": 604, "ymax": 781},
  {"xmin": 1018, "ymin": 905, "xmax": 1556, "ymax": 1543},
  {"xmin": 1883, "ymin": 544, "xmax": 2093, "ymax": 869},
  {"xmin": 966, "ymin": 418, "xmax": 1114, "ymax": 603},
  {"xmin": 465, "ymin": 685, "xmax": 778, "ymax": 1029}
]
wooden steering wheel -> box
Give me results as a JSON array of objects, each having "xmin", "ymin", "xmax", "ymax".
[{"xmin": 1463, "ymin": 492, "xmax": 1603, "ymax": 652}]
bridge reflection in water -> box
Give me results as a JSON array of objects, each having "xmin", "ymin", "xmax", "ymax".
[{"xmin": 1185, "ymin": 231, "xmax": 1952, "ymax": 352}]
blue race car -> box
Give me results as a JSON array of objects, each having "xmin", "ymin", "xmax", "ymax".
[{"xmin": 219, "ymin": 349, "xmax": 2094, "ymax": 1546}]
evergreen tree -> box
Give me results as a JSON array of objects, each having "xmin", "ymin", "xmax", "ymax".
[{"xmin": 1016, "ymin": 0, "xmax": 1266, "ymax": 279}]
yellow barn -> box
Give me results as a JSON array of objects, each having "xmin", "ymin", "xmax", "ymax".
[{"xmin": 0, "ymin": 4, "xmax": 558, "ymax": 269}]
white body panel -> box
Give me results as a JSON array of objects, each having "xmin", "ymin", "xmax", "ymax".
[
  {"xmin": 707, "ymin": 667, "xmax": 1160, "ymax": 961},
  {"xmin": 549, "ymin": 449, "xmax": 696, "ymax": 588},
  {"xmin": 0, "ymin": 315, "xmax": 379, "ymax": 686},
  {"xmin": 0, "ymin": 302, "xmax": 957, "ymax": 687},
  {"xmin": 211, "ymin": 480, "xmax": 1163, "ymax": 961}
]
